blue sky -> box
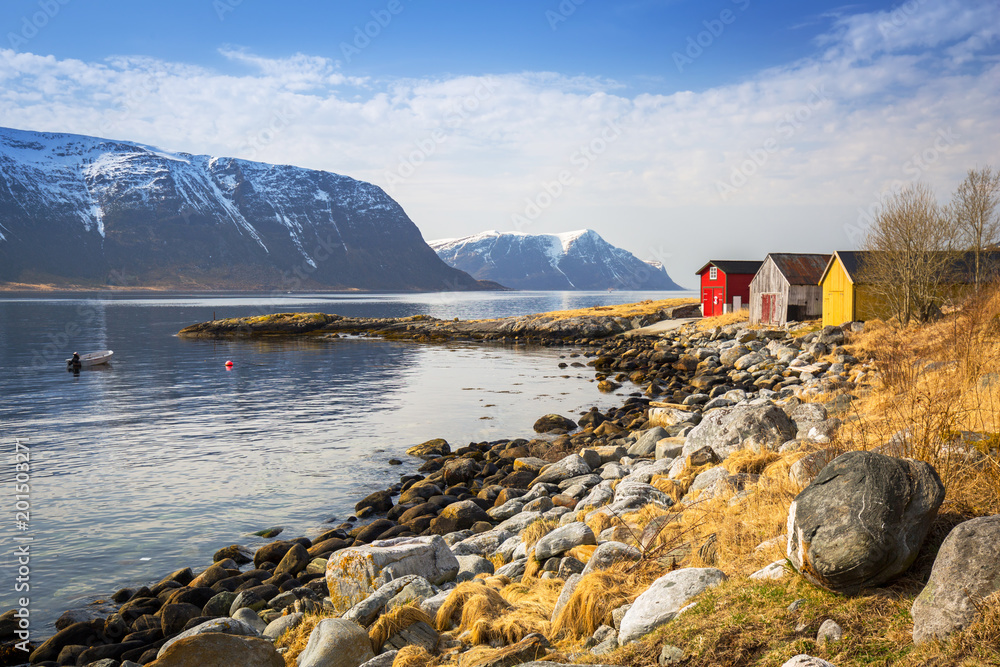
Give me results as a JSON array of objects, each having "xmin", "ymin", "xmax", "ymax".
[{"xmin": 1, "ymin": 0, "xmax": 999, "ymax": 283}]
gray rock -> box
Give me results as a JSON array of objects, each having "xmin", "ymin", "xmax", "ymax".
[
  {"xmin": 791, "ymin": 403, "xmax": 828, "ymax": 423},
  {"xmin": 781, "ymin": 655, "xmax": 836, "ymax": 667},
  {"xmin": 618, "ymin": 568, "xmax": 726, "ymax": 644},
  {"xmin": 203, "ymin": 591, "xmax": 239, "ymax": 617},
  {"xmin": 558, "ymin": 473, "xmax": 602, "ymax": 490},
  {"xmin": 497, "ymin": 535, "xmax": 525, "ymax": 561},
  {"xmin": 230, "ymin": 590, "xmax": 267, "ymax": 615},
  {"xmin": 419, "ymin": 589, "xmax": 451, "ymax": 619},
  {"xmin": 749, "ymin": 561, "xmax": 788, "ymax": 581},
  {"xmin": 535, "ymin": 454, "xmax": 593, "ymax": 485},
  {"xmin": 550, "ymin": 573, "xmax": 583, "ymax": 624},
  {"xmin": 600, "ymin": 462, "xmax": 629, "ymax": 479},
  {"xmin": 496, "ymin": 558, "xmax": 527, "ymax": 578},
  {"xmin": 789, "ymin": 448, "xmax": 837, "ymax": 487},
  {"xmin": 647, "ymin": 408, "xmax": 697, "ymax": 431},
  {"xmin": 523, "ymin": 496, "xmax": 555, "ymax": 513},
  {"xmin": 297, "ymin": 617, "xmax": 374, "ymax": 667},
  {"xmin": 581, "ymin": 541, "xmax": 643, "ymax": 576},
  {"xmin": 342, "ymin": 574, "xmax": 428, "ymax": 626},
  {"xmin": 787, "ymin": 451, "xmax": 945, "ymax": 593},
  {"xmin": 687, "ymin": 466, "xmax": 729, "ymax": 495},
  {"xmin": 263, "ymin": 611, "xmax": 303, "ymax": 640},
  {"xmin": 683, "ymin": 403, "xmax": 797, "ymax": 459},
  {"xmin": 455, "ymin": 554, "xmax": 495, "ymax": 582},
  {"xmin": 612, "ymin": 603, "xmax": 631, "ymax": 631},
  {"xmin": 232, "ymin": 607, "xmax": 267, "ymax": 633},
  {"xmin": 358, "ymin": 652, "xmax": 398, "ymax": 667},
  {"xmin": 659, "ymin": 645, "xmax": 685, "ymax": 665},
  {"xmin": 157, "ymin": 617, "xmax": 260, "ymax": 658},
  {"xmin": 734, "ymin": 352, "xmax": 766, "ymax": 370},
  {"xmin": 488, "ymin": 498, "xmax": 527, "ymax": 521},
  {"xmin": 816, "ymin": 618, "xmax": 843, "ymax": 646},
  {"xmin": 912, "ymin": 515, "xmax": 1000, "ymax": 644},
  {"xmin": 534, "ymin": 522, "xmax": 596, "ymax": 560},
  {"xmin": 451, "ymin": 528, "xmax": 513, "ymax": 557},
  {"xmin": 576, "ymin": 481, "xmax": 615, "ymax": 509},
  {"xmin": 628, "ymin": 427, "xmax": 670, "ymax": 457},
  {"xmin": 386, "ymin": 577, "xmax": 437, "ymax": 612},
  {"xmin": 326, "ymin": 535, "xmax": 459, "ymax": 612},
  {"xmin": 497, "ymin": 510, "xmax": 544, "ymax": 534}
]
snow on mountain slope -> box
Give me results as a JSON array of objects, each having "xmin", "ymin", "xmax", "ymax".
[
  {"xmin": 0, "ymin": 127, "xmax": 484, "ymax": 290},
  {"xmin": 430, "ymin": 229, "xmax": 683, "ymax": 291}
]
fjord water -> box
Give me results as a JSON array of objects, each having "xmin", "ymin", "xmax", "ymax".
[{"xmin": 0, "ymin": 290, "xmax": 688, "ymax": 634}]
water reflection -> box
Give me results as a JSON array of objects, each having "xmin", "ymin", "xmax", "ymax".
[{"xmin": 0, "ymin": 293, "xmax": 651, "ymax": 633}]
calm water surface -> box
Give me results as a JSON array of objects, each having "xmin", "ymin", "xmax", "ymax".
[{"xmin": 0, "ymin": 290, "xmax": 690, "ymax": 633}]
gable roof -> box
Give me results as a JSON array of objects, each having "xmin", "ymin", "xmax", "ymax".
[
  {"xmin": 767, "ymin": 253, "xmax": 832, "ymax": 285},
  {"xmin": 820, "ymin": 250, "xmax": 865, "ymax": 285},
  {"xmin": 695, "ymin": 260, "xmax": 763, "ymax": 276}
]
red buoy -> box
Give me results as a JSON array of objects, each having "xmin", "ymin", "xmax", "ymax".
[{"xmin": 225, "ymin": 360, "xmax": 234, "ymax": 368}]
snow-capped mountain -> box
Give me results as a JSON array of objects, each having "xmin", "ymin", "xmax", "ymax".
[
  {"xmin": 0, "ymin": 127, "xmax": 486, "ymax": 290},
  {"xmin": 430, "ymin": 230, "xmax": 683, "ymax": 291}
]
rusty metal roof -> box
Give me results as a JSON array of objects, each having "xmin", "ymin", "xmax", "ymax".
[{"xmin": 768, "ymin": 253, "xmax": 832, "ymax": 285}]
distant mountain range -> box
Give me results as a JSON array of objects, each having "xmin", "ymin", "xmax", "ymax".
[
  {"xmin": 430, "ymin": 229, "xmax": 683, "ymax": 291},
  {"xmin": 0, "ymin": 127, "xmax": 491, "ymax": 291}
]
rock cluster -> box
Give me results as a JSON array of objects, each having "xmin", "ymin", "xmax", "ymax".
[{"xmin": 15, "ymin": 319, "xmax": 995, "ymax": 666}]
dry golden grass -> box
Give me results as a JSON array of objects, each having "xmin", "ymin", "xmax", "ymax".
[
  {"xmin": 520, "ymin": 518, "xmax": 558, "ymax": 549},
  {"xmin": 566, "ymin": 543, "xmax": 597, "ymax": 563},
  {"xmin": 393, "ymin": 645, "xmax": 439, "ymax": 667},
  {"xmin": 839, "ymin": 289, "xmax": 1000, "ymax": 517},
  {"xmin": 695, "ymin": 310, "xmax": 750, "ymax": 330},
  {"xmin": 436, "ymin": 581, "xmax": 511, "ymax": 633},
  {"xmin": 434, "ymin": 576, "xmax": 560, "ymax": 647},
  {"xmin": 368, "ymin": 605, "xmax": 434, "ymax": 653},
  {"xmin": 552, "ymin": 561, "xmax": 662, "ymax": 639},
  {"xmin": 535, "ymin": 298, "xmax": 697, "ymax": 321}
]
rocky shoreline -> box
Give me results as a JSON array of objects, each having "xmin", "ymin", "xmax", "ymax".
[
  {"xmin": 176, "ymin": 302, "xmax": 703, "ymax": 344},
  {"xmin": 6, "ymin": 315, "xmax": 998, "ymax": 667}
]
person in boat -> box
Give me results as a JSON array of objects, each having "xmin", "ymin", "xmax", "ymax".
[{"xmin": 70, "ymin": 352, "xmax": 81, "ymax": 369}]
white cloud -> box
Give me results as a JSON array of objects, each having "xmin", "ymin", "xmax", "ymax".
[{"xmin": 0, "ymin": 0, "xmax": 997, "ymax": 282}]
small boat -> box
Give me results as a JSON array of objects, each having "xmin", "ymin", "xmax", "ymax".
[{"xmin": 67, "ymin": 350, "xmax": 114, "ymax": 370}]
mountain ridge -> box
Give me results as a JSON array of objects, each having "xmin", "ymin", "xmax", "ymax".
[
  {"xmin": 0, "ymin": 126, "xmax": 490, "ymax": 291},
  {"xmin": 430, "ymin": 229, "xmax": 684, "ymax": 291}
]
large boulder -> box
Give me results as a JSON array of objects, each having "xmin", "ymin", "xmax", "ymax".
[
  {"xmin": 533, "ymin": 414, "xmax": 577, "ymax": 433},
  {"xmin": 406, "ymin": 438, "xmax": 450, "ymax": 459},
  {"xmin": 618, "ymin": 568, "xmax": 726, "ymax": 644},
  {"xmin": 682, "ymin": 403, "xmax": 796, "ymax": 459},
  {"xmin": 326, "ymin": 535, "xmax": 459, "ymax": 612},
  {"xmin": 437, "ymin": 499, "xmax": 491, "ymax": 530},
  {"xmin": 534, "ymin": 454, "xmax": 592, "ymax": 485},
  {"xmin": 911, "ymin": 515, "xmax": 1000, "ymax": 644},
  {"xmin": 156, "ymin": 618, "xmax": 260, "ymax": 658},
  {"xmin": 787, "ymin": 451, "xmax": 945, "ymax": 594},
  {"xmin": 296, "ymin": 618, "xmax": 374, "ymax": 667},
  {"xmin": 148, "ymin": 633, "xmax": 282, "ymax": 667}
]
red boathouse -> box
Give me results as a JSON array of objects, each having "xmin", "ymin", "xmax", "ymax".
[{"xmin": 695, "ymin": 260, "xmax": 763, "ymax": 317}]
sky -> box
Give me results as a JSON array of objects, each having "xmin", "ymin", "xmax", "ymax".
[{"xmin": 1, "ymin": 0, "xmax": 998, "ymax": 286}]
